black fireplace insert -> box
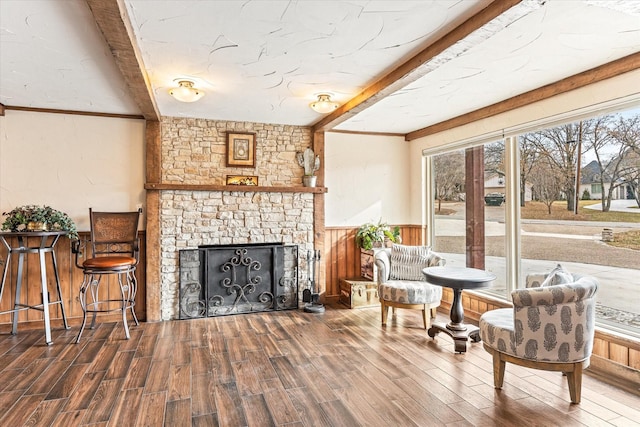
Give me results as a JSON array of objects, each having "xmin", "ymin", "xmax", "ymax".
[{"xmin": 179, "ymin": 243, "xmax": 298, "ymax": 319}]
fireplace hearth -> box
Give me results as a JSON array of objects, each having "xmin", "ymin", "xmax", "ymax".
[{"xmin": 179, "ymin": 243, "xmax": 298, "ymax": 319}]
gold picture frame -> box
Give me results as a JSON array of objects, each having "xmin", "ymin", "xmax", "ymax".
[
  {"xmin": 226, "ymin": 175, "xmax": 258, "ymax": 186},
  {"xmin": 226, "ymin": 132, "xmax": 256, "ymax": 168}
]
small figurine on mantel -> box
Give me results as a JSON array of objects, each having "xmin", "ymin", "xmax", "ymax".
[{"xmin": 296, "ymin": 147, "xmax": 320, "ymax": 187}]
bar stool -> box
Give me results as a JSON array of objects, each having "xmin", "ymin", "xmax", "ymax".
[{"xmin": 74, "ymin": 208, "xmax": 141, "ymax": 343}]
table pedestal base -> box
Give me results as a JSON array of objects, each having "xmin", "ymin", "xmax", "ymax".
[
  {"xmin": 423, "ymin": 266, "xmax": 495, "ymax": 354},
  {"xmin": 428, "ymin": 322, "xmax": 481, "ymax": 353}
]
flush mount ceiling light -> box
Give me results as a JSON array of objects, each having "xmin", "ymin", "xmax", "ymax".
[
  {"xmin": 169, "ymin": 79, "xmax": 205, "ymax": 103},
  {"xmin": 309, "ymin": 93, "xmax": 339, "ymax": 113}
]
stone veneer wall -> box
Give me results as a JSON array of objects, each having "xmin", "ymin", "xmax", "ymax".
[
  {"xmin": 159, "ymin": 117, "xmax": 315, "ymax": 320},
  {"xmin": 162, "ymin": 117, "xmax": 311, "ymax": 185}
]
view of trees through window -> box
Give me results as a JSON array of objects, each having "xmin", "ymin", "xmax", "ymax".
[
  {"xmin": 432, "ymin": 109, "xmax": 640, "ymax": 336},
  {"xmin": 433, "ymin": 149, "xmax": 466, "ymax": 274}
]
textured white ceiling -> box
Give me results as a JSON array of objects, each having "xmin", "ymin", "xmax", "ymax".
[
  {"xmin": 122, "ymin": 0, "xmax": 489, "ymax": 125},
  {"xmin": 0, "ymin": 0, "xmax": 140, "ymax": 115},
  {"xmin": 1, "ymin": 0, "xmax": 639, "ymax": 133},
  {"xmin": 337, "ymin": 0, "xmax": 640, "ymax": 133}
]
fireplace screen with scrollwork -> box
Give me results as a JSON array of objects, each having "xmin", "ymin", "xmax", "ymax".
[{"xmin": 179, "ymin": 243, "xmax": 298, "ymax": 319}]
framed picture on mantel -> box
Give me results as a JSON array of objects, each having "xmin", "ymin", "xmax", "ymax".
[
  {"xmin": 226, "ymin": 175, "xmax": 258, "ymax": 186},
  {"xmin": 226, "ymin": 132, "xmax": 256, "ymax": 168}
]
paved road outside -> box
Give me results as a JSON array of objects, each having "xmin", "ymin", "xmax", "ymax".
[
  {"xmin": 584, "ymin": 199, "xmax": 640, "ymax": 213},
  {"xmin": 433, "ymin": 200, "xmax": 640, "ymax": 334}
]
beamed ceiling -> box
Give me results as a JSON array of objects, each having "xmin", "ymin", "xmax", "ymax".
[{"xmin": 1, "ymin": 0, "xmax": 639, "ymax": 139}]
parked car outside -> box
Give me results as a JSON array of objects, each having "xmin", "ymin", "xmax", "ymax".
[{"xmin": 484, "ymin": 193, "xmax": 505, "ymax": 206}]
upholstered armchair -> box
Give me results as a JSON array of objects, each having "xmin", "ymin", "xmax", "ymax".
[
  {"xmin": 374, "ymin": 245, "xmax": 444, "ymax": 329},
  {"xmin": 479, "ymin": 272, "xmax": 599, "ymax": 404}
]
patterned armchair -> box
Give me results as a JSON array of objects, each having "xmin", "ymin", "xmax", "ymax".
[
  {"xmin": 479, "ymin": 272, "xmax": 599, "ymax": 404},
  {"xmin": 374, "ymin": 244, "xmax": 444, "ymax": 329}
]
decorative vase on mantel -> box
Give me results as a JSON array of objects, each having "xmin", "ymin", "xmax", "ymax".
[
  {"xmin": 303, "ymin": 175, "xmax": 317, "ymax": 188},
  {"xmin": 297, "ymin": 148, "xmax": 320, "ymax": 188}
]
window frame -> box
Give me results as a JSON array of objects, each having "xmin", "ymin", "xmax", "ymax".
[{"xmin": 422, "ymin": 100, "xmax": 640, "ymax": 337}]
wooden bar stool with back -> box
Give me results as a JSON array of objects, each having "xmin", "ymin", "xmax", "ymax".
[{"xmin": 73, "ymin": 208, "xmax": 142, "ymax": 343}]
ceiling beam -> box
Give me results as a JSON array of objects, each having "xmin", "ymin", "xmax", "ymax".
[
  {"xmin": 311, "ymin": 0, "xmax": 522, "ymax": 133},
  {"xmin": 85, "ymin": 0, "xmax": 159, "ymax": 121},
  {"xmin": 406, "ymin": 52, "xmax": 640, "ymax": 141}
]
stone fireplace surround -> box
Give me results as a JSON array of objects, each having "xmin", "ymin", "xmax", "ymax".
[
  {"xmin": 158, "ymin": 117, "xmax": 317, "ymax": 320},
  {"xmin": 160, "ymin": 190, "xmax": 314, "ymax": 319}
]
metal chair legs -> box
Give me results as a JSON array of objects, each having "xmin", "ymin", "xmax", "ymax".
[{"xmin": 75, "ymin": 269, "xmax": 137, "ymax": 343}]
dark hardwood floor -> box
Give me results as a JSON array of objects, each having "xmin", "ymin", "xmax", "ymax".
[{"xmin": 1, "ymin": 304, "xmax": 639, "ymax": 427}]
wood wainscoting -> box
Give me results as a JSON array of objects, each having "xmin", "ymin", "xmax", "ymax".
[
  {"xmin": 0, "ymin": 231, "xmax": 146, "ymax": 329},
  {"xmin": 323, "ymin": 225, "xmax": 424, "ymax": 300}
]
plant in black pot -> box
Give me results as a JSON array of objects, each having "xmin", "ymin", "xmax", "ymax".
[
  {"xmin": 355, "ymin": 220, "xmax": 400, "ymax": 250},
  {"xmin": 1, "ymin": 204, "xmax": 78, "ymax": 239}
]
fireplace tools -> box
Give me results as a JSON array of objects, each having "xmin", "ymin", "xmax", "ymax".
[{"xmin": 303, "ymin": 249, "xmax": 325, "ymax": 313}]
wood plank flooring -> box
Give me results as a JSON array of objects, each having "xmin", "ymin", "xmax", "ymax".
[{"xmin": 1, "ymin": 304, "xmax": 639, "ymax": 426}]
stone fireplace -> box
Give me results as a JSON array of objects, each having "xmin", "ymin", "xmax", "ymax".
[{"xmin": 157, "ymin": 117, "xmax": 317, "ymax": 320}]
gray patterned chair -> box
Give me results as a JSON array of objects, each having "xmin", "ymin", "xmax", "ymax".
[
  {"xmin": 479, "ymin": 271, "xmax": 598, "ymax": 404},
  {"xmin": 374, "ymin": 244, "xmax": 444, "ymax": 329}
]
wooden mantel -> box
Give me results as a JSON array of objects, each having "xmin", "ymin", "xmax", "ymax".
[{"xmin": 144, "ymin": 183, "xmax": 328, "ymax": 193}]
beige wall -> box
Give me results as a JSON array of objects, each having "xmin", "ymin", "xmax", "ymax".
[
  {"xmin": 324, "ymin": 132, "xmax": 410, "ymax": 227},
  {"xmin": 0, "ymin": 111, "xmax": 412, "ymax": 237},
  {"xmin": 407, "ymin": 69, "xmax": 640, "ymax": 223},
  {"xmin": 0, "ymin": 110, "xmax": 145, "ymax": 231}
]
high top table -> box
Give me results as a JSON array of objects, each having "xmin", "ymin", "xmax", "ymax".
[
  {"xmin": 423, "ymin": 266, "xmax": 496, "ymax": 353},
  {"xmin": 0, "ymin": 231, "xmax": 70, "ymax": 345}
]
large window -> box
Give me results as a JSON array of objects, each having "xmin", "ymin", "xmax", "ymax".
[
  {"xmin": 426, "ymin": 107, "xmax": 640, "ymax": 337},
  {"xmin": 519, "ymin": 113, "xmax": 640, "ymax": 336},
  {"xmin": 432, "ymin": 143, "xmax": 508, "ymax": 298}
]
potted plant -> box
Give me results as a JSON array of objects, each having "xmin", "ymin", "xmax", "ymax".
[
  {"xmin": 355, "ymin": 220, "xmax": 400, "ymax": 250},
  {"xmin": 296, "ymin": 147, "xmax": 320, "ymax": 187},
  {"xmin": 356, "ymin": 220, "xmax": 400, "ymax": 280},
  {"xmin": 1, "ymin": 205, "xmax": 78, "ymax": 239}
]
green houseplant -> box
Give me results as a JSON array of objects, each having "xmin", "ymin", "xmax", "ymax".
[
  {"xmin": 355, "ymin": 220, "xmax": 400, "ymax": 250},
  {"xmin": 1, "ymin": 205, "xmax": 78, "ymax": 239}
]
